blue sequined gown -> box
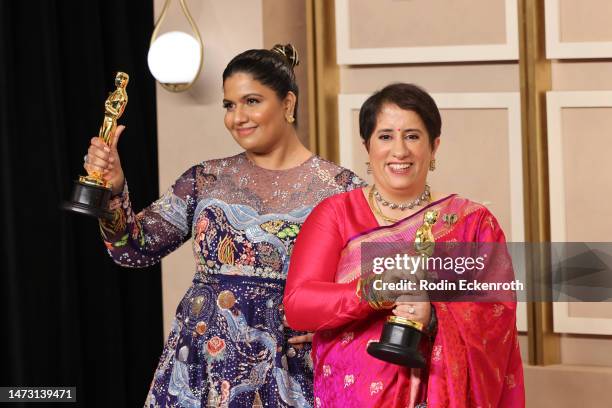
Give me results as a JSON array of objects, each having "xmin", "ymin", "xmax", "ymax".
[{"xmin": 99, "ymin": 153, "xmax": 364, "ymax": 408}]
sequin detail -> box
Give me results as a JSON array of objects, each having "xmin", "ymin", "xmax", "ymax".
[
  {"xmin": 99, "ymin": 153, "xmax": 365, "ymax": 407},
  {"xmin": 150, "ymin": 189, "xmax": 189, "ymax": 235}
]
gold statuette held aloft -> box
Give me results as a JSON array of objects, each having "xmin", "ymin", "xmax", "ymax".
[
  {"xmin": 81, "ymin": 71, "xmax": 129, "ymax": 187},
  {"xmin": 64, "ymin": 71, "xmax": 129, "ymax": 219}
]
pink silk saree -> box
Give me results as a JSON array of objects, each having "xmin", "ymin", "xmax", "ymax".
[{"xmin": 284, "ymin": 189, "xmax": 525, "ymax": 408}]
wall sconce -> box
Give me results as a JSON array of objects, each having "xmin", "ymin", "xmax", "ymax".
[{"xmin": 147, "ymin": 0, "xmax": 204, "ymax": 92}]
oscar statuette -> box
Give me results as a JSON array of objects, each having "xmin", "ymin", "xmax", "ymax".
[
  {"xmin": 63, "ymin": 72, "xmax": 129, "ymax": 219},
  {"xmin": 366, "ymin": 210, "xmax": 439, "ymax": 367}
]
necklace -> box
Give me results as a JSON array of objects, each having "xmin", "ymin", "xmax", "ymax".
[
  {"xmin": 368, "ymin": 187, "xmax": 400, "ymax": 224},
  {"xmin": 373, "ymin": 184, "xmax": 431, "ymax": 210}
]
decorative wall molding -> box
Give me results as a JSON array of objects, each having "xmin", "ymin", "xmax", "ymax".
[
  {"xmin": 335, "ymin": 0, "xmax": 519, "ymax": 64},
  {"xmin": 545, "ymin": 0, "xmax": 612, "ymax": 59},
  {"xmin": 547, "ymin": 90, "xmax": 612, "ymax": 335}
]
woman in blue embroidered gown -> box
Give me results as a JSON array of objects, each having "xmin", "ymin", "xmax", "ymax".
[{"xmin": 84, "ymin": 44, "xmax": 363, "ymax": 407}]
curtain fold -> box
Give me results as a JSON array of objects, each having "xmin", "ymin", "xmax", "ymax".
[{"xmin": 0, "ymin": 1, "xmax": 163, "ymax": 406}]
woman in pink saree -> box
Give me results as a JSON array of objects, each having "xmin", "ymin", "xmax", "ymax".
[{"xmin": 283, "ymin": 83, "xmax": 524, "ymax": 407}]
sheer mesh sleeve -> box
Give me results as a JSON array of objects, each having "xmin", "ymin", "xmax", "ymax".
[{"xmin": 99, "ymin": 166, "xmax": 198, "ymax": 268}]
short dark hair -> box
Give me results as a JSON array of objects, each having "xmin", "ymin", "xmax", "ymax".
[
  {"xmin": 222, "ymin": 44, "xmax": 299, "ymax": 125},
  {"xmin": 359, "ymin": 83, "xmax": 441, "ymax": 148}
]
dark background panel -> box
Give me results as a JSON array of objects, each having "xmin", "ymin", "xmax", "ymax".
[{"xmin": 0, "ymin": 1, "xmax": 163, "ymax": 406}]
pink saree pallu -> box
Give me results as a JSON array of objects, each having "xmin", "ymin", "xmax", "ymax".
[{"xmin": 311, "ymin": 195, "xmax": 525, "ymax": 408}]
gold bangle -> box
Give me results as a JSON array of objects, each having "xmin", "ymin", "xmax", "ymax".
[
  {"xmin": 368, "ymin": 299, "xmax": 382, "ymax": 310},
  {"xmin": 363, "ymin": 275, "xmax": 396, "ymax": 310},
  {"xmin": 367, "ymin": 289, "xmax": 395, "ymax": 310},
  {"xmin": 371, "ymin": 278, "xmax": 395, "ymax": 309},
  {"xmin": 379, "ymin": 301, "xmax": 395, "ymax": 309},
  {"xmin": 369, "ymin": 278, "xmax": 383, "ymax": 305},
  {"xmin": 360, "ymin": 274, "xmax": 375, "ymax": 301}
]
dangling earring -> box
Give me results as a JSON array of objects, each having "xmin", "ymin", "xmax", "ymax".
[
  {"xmin": 286, "ymin": 114, "xmax": 295, "ymax": 124},
  {"xmin": 429, "ymin": 159, "xmax": 436, "ymax": 171},
  {"xmin": 366, "ymin": 162, "xmax": 372, "ymax": 174}
]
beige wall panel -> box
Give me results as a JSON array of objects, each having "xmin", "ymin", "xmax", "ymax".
[
  {"xmin": 561, "ymin": 299, "xmax": 612, "ymax": 361},
  {"xmin": 346, "ymin": 108, "xmax": 513, "ymax": 239},
  {"xmin": 546, "ymin": 0, "xmax": 612, "ymax": 59},
  {"xmin": 559, "ymin": 0, "xmax": 612, "ymax": 42},
  {"xmin": 519, "ymin": 333, "xmax": 528, "ymax": 362},
  {"xmin": 430, "ymin": 109, "xmax": 513, "ymax": 238},
  {"xmin": 561, "ymin": 107, "xmax": 612, "ymax": 241},
  {"xmin": 262, "ymin": 0, "xmax": 310, "ymax": 147},
  {"xmin": 154, "ymin": 0, "xmax": 264, "ymax": 335},
  {"xmin": 550, "ymin": 96, "xmax": 612, "ymax": 340},
  {"xmin": 561, "ymin": 334, "xmax": 612, "ymax": 366},
  {"xmin": 569, "ymin": 303, "xmax": 612, "ymax": 319},
  {"xmin": 552, "ymin": 61, "xmax": 612, "ymax": 91},
  {"xmin": 349, "ymin": 0, "xmax": 506, "ymax": 48},
  {"xmin": 525, "ymin": 365, "xmax": 612, "ymax": 406},
  {"xmin": 340, "ymin": 64, "xmax": 519, "ymax": 94}
]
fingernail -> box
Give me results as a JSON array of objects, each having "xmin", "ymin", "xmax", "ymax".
[
  {"xmin": 109, "ymin": 157, "xmax": 115, "ymax": 163},
  {"xmin": 288, "ymin": 338, "xmax": 297, "ymax": 344},
  {"xmin": 104, "ymin": 147, "xmax": 110, "ymax": 152}
]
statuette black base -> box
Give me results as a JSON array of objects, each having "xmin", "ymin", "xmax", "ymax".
[
  {"xmin": 367, "ymin": 320, "xmax": 426, "ymax": 367},
  {"xmin": 63, "ymin": 179, "xmax": 112, "ymax": 220}
]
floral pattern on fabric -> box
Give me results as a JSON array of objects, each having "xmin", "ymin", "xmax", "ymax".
[
  {"xmin": 284, "ymin": 191, "xmax": 525, "ymax": 408},
  {"xmin": 100, "ymin": 153, "xmax": 365, "ymax": 407}
]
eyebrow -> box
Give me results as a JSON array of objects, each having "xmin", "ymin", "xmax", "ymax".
[
  {"xmin": 242, "ymin": 93, "xmax": 263, "ymax": 99},
  {"xmin": 223, "ymin": 93, "xmax": 264, "ymax": 103},
  {"xmin": 376, "ymin": 128, "xmax": 423, "ymax": 133}
]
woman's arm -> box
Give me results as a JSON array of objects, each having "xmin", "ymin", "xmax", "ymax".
[
  {"xmin": 283, "ymin": 197, "xmax": 374, "ymax": 331},
  {"xmin": 99, "ymin": 166, "xmax": 198, "ymax": 268}
]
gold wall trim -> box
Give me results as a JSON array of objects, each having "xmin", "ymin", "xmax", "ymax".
[
  {"xmin": 518, "ymin": 0, "xmax": 560, "ymax": 365},
  {"xmin": 306, "ymin": 0, "xmax": 340, "ymax": 162}
]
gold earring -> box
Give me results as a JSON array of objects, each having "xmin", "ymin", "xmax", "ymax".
[
  {"xmin": 429, "ymin": 159, "xmax": 436, "ymax": 171},
  {"xmin": 366, "ymin": 162, "xmax": 372, "ymax": 174},
  {"xmin": 286, "ymin": 114, "xmax": 295, "ymax": 124}
]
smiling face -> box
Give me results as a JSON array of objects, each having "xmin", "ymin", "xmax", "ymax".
[
  {"xmin": 222, "ymin": 72, "xmax": 295, "ymax": 153},
  {"xmin": 367, "ymin": 103, "xmax": 440, "ymax": 200}
]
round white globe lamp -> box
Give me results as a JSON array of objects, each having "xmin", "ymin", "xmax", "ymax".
[
  {"xmin": 148, "ymin": 31, "xmax": 202, "ymax": 92},
  {"xmin": 147, "ymin": 0, "xmax": 203, "ymax": 92}
]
